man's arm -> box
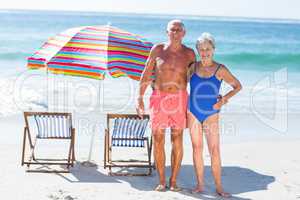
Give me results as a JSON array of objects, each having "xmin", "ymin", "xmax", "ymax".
[
  {"xmin": 187, "ymin": 62, "xmax": 195, "ymax": 81},
  {"xmin": 186, "ymin": 48, "xmax": 196, "ymax": 81},
  {"xmin": 136, "ymin": 44, "xmax": 159, "ymax": 117},
  {"xmin": 138, "ymin": 45, "xmax": 158, "ymax": 98}
]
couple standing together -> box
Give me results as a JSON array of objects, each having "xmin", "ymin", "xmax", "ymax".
[{"xmin": 136, "ymin": 19, "xmax": 242, "ymax": 198}]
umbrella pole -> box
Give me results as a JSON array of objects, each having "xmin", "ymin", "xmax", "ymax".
[
  {"xmin": 81, "ymin": 126, "xmax": 97, "ymax": 167},
  {"xmin": 81, "ymin": 81, "xmax": 101, "ymax": 168},
  {"xmin": 46, "ymin": 64, "xmax": 50, "ymax": 112},
  {"xmin": 88, "ymin": 128, "xmax": 95, "ymax": 160}
]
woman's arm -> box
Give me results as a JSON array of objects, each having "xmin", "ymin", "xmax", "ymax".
[{"xmin": 213, "ymin": 65, "xmax": 242, "ymax": 109}]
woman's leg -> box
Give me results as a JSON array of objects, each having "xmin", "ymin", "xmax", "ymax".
[
  {"xmin": 203, "ymin": 113, "xmax": 231, "ymax": 198},
  {"xmin": 188, "ymin": 111, "xmax": 204, "ymax": 193}
]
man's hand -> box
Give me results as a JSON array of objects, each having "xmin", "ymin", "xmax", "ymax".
[{"xmin": 136, "ymin": 97, "xmax": 145, "ymax": 118}]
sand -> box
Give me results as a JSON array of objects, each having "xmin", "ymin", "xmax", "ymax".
[{"xmin": 1, "ymin": 113, "xmax": 300, "ymax": 200}]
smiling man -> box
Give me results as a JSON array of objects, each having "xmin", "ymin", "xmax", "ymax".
[{"xmin": 136, "ymin": 20, "xmax": 195, "ymax": 191}]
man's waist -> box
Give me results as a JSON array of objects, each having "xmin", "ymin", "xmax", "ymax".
[
  {"xmin": 152, "ymin": 88, "xmax": 187, "ymax": 95},
  {"xmin": 153, "ymin": 85, "xmax": 187, "ymax": 93}
]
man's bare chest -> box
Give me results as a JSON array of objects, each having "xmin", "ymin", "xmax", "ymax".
[{"xmin": 155, "ymin": 54, "xmax": 188, "ymax": 70}]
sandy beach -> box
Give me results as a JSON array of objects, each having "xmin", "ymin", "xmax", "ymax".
[
  {"xmin": 1, "ymin": 8, "xmax": 300, "ymax": 200},
  {"xmin": 1, "ymin": 113, "xmax": 300, "ymax": 200}
]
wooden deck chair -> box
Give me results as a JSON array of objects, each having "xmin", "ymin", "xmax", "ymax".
[
  {"xmin": 104, "ymin": 114, "xmax": 154, "ymax": 176},
  {"xmin": 21, "ymin": 112, "xmax": 75, "ymax": 172}
]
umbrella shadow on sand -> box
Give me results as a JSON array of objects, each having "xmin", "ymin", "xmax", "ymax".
[
  {"xmin": 116, "ymin": 165, "xmax": 275, "ymax": 200},
  {"xmin": 57, "ymin": 162, "xmax": 121, "ymax": 183}
]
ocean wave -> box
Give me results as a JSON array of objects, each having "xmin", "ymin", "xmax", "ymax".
[
  {"xmin": 216, "ymin": 53, "xmax": 300, "ymax": 69},
  {"xmin": 0, "ymin": 77, "xmax": 47, "ymax": 117},
  {"xmin": 0, "ymin": 52, "xmax": 30, "ymax": 61},
  {"xmin": 1, "ymin": 74, "xmax": 300, "ymax": 117}
]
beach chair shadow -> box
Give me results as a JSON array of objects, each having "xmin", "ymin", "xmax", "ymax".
[
  {"xmin": 57, "ymin": 161, "xmax": 121, "ymax": 183},
  {"xmin": 104, "ymin": 114, "xmax": 155, "ymax": 176}
]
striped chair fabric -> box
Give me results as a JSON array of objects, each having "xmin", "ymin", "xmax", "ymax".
[
  {"xmin": 111, "ymin": 117, "xmax": 149, "ymax": 147},
  {"xmin": 34, "ymin": 115, "xmax": 71, "ymax": 138}
]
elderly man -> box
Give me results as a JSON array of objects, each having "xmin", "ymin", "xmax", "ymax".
[{"xmin": 136, "ymin": 20, "xmax": 195, "ymax": 191}]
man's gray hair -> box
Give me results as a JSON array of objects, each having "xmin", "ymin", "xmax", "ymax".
[
  {"xmin": 196, "ymin": 32, "xmax": 215, "ymax": 49},
  {"xmin": 167, "ymin": 19, "xmax": 185, "ymax": 31}
]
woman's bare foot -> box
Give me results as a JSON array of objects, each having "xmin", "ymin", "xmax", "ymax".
[{"xmin": 216, "ymin": 189, "xmax": 231, "ymax": 198}]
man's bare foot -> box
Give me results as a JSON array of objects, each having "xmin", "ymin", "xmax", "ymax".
[
  {"xmin": 169, "ymin": 180, "xmax": 182, "ymax": 192},
  {"xmin": 191, "ymin": 185, "xmax": 204, "ymax": 194},
  {"xmin": 216, "ymin": 189, "xmax": 231, "ymax": 198},
  {"xmin": 154, "ymin": 184, "xmax": 167, "ymax": 192},
  {"xmin": 169, "ymin": 185, "xmax": 182, "ymax": 192}
]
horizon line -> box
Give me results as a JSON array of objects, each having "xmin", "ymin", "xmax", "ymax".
[{"xmin": 1, "ymin": 8, "xmax": 300, "ymax": 22}]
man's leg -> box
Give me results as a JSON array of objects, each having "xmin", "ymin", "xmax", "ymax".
[
  {"xmin": 153, "ymin": 129, "xmax": 166, "ymax": 189},
  {"xmin": 169, "ymin": 128, "xmax": 183, "ymax": 189},
  {"xmin": 168, "ymin": 90, "xmax": 187, "ymax": 190}
]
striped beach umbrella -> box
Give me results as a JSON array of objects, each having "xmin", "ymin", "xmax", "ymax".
[{"xmin": 27, "ymin": 25, "xmax": 153, "ymax": 80}]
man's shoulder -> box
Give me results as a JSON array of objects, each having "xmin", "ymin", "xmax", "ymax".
[
  {"xmin": 148, "ymin": 43, "xmax": 165, "ymax": 57},
  {"xmin": 182, "ymin": 45, "xmax": 196, "ymax": 59},
  {"xmin": 182, "ymin": 45, "xmax": 194, "ymax": 53},
  {"xmin": 145, "ymin": 44, "xmax": 162, "ymax": 60},
  {"xmin": 151, "ymin": 43, "xmax": 165, "ymax": 51}
]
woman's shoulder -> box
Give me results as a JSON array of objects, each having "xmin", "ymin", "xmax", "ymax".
[
  {"xmin": 214, "ymin": 61, "xmax": 224, "ymax": 67},
  {"xmin": 215, "ymin": 62, "xmax": 228, "ymax": 71},
  {"xmin": 215, "ymin": 62, "xmax": 231, "ymax": 79}
]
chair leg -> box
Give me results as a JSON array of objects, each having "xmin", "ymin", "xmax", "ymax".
[
  {"xmin": 68, "ymin": 129, "xmax": 76, "ymax": 168},
  {"xmin": 108, "ymin": 144, "xmax": 112, "ymax": 175},
  {"xmin": 104, "ymin": 130, "xmax": 108, "ymax": 169},
  {"xmin": 146, "ymin": 138, "xmax": 152, "ymax": 175},
  {"xmin": 67, "ymin": 140, "xmax": 72, "ymax": 169},
  {"xmin": 108, "ymin": 135, "xmax": 112, "ymax": 166},
  {"xmin": 27, "ymin": 137, "xmax": 37, "ymax": 168},
  {"xmin": 149, "ymin": 136, "xmax": 155, "ymax": 170},
  {"xmin": 21, "ymin": 127, "xmax": 27, "ymax": 166},
  {"xmin": 27, "ymin": 129, "xmax": 36, "ymax": 161},
  {"xmin": 72, "ymin": 131, "xmax": 75, "ymax": 167},
  {"xmin": 103, "ymin": 128, "xmax": 112, "ymax": 169}
]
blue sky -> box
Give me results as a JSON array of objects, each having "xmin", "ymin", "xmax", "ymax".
[{"xmin": 1, "ymin": 0, "xmax": 300, "ymax": 20}]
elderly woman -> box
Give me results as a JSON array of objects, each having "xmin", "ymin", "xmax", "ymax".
[{"xmin": 188, "ymin": 33, "xmax": 242, "ymax": 197}]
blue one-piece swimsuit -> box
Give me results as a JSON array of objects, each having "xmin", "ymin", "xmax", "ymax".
[{"xmin": 189, "ymin": 64, "xmax": 222, "ymax": 123}]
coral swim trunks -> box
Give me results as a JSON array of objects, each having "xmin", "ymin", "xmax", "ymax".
[{"xmin": 149, "ymin": 89, "xmax": 188, "ymax": 130}]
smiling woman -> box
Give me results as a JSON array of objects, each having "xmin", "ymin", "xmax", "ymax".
[{"xmin": 188, "ymin": 32, "xmax": 242, "ymax": 197}]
